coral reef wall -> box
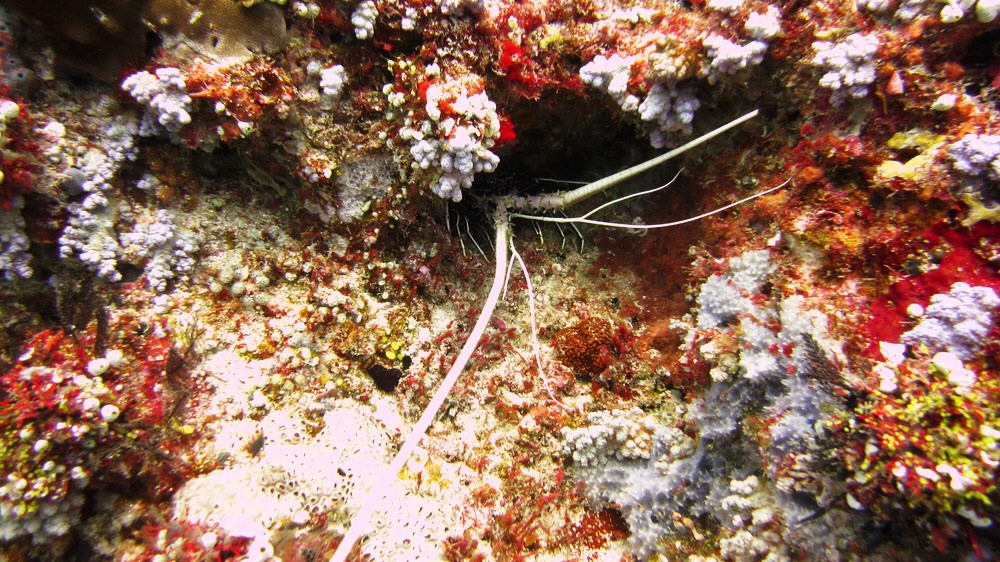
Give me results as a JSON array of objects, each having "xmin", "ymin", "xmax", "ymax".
[{"xmin": 1, "ymin": 0, "xmax": 1000, "ymax": 560}]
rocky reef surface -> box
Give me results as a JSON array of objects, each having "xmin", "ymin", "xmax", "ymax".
[{"xmin": 1, "ymin": 0, "xmax": 1000, "ymax": 560}]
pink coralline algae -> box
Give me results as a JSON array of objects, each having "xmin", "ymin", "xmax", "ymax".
[{"xmin": 0, "ymin": 321, "xmax": 197, "ymax": 553}]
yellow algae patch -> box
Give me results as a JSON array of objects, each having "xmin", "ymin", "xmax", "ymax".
[
  {"xmin": 886, "ymin": 130, "xmax": 946, "ymax": 151},
  {"xmin": 877, "ymin": 130, "xmax": 948, "ymax": 193},
  {"xmin": 961, "ymin": 192, "xmax": 1000, "ymax": 226},
  {"xmin": 877, "ymin": 150, "xmax": 937, "ymax": 182}
]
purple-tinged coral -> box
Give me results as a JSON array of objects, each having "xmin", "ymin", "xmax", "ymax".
[
  {"xmin": 57, "ymin": 116, "xmax": 138, "ymax": 282},
  {"xmin": 399, "ymin": 74, "xmax": 500, "ymax": 202},
  {"xmin": 121, "ymin": 67, "xmax": 193, "ymax": 134},
  {"xmin": 580, "ymin": 54, "xmax": 640, "ymax": 113},
  {"xmin": 695, "ymin": 250, "xmax": 774, "ymax": 329},
  {"xmin": 947, "ymin": 134, "xmax": 1000, "ymax": 180},
  {"xmin": 317, "ymin": 64, "xmax": 348, "ymax": 102},
  {"xmin": 901, "ymin": 282, "xmax": 1000, "ymax": 360},
  {"xmin": 350, "ymin": 0, "xmax": 378, "ymax": 40},
  {"xmin": 812, "ymin": 33, "xmax": 880, "ymax": 105},
  {"xmin": 744, "ymin": 6, "xmax": 782, "ymax": 40},
  {"xmin": 120, "ymin": 210, "xmax": 202, "ymax": 292},
  {"xmin": 437, "ymin": 0, "xmax": 488, "ymax": 16},
  {"xmin": 701, "ymin": 35, "xmax": 768, "ymax": 84},
  {"xmin": 0, "ymin": 197, "xmax": 31, "ymax": 280},
  {"xmin": 638, "ymin": 83, "xmax": 701, "ymax": 147}
]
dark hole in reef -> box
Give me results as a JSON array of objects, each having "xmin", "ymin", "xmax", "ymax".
[
  {"xmin": 367, "ymin": 363, "xmax": 403, "ymax": 392},
  {"xmin": 760, "ymin": 280, "xmax": 774, "ymax": 298},
  {"xmin": 117, "ymin": 262, "xmax": 143, "ymax": 284},
  {"xmin": 902, "ymin": 257, "xmax": 923, "ymax": 275},
  {"xmin": 472, "ymin": 91, "xmax": 669, "ymax": 204},
  {"xmin": 868, "ymin": 189, "xmax": 886, "ymax": 211},
  {"xmin": 144, "ymin": 30, "xmax": 162, "ymax": 59},
  {"xmin": 450, "ymin": 91, "xmax": 677, "ymax": 238},
  {"xmin": 249, "ymin": 434, "xmax": 265, "ymax": 456},
  {"xmin": 313, "ymin": 26, "xmax": 346, "ymax": 48},
  {"xmin": 978, "ymin": 178, "xmax": 1000, "ymax": 206},
  {"xmin": 961, "ymin": 29, "xmax": 1000, "ymax": 98},
  {"xmin": 825, "ymin": 165, "xmax": 868, "ymax": 192},
  {"xmin": 62, "ymin": 528, "xmax": 99, "ymax": 561}
]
